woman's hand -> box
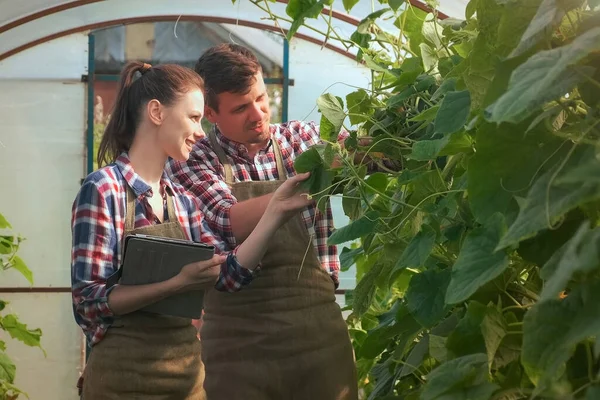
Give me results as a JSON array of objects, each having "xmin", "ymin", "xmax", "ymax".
[
  {"xmin": 176, "ymin": 254, "xmax": 225, "ymax": 291},
  {"xmin": 266, "ymin": 172, "xmax": 313, "ymax": 221}
]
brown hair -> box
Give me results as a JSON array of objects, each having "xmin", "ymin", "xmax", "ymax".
[
  {"xmin": 97, "ymin": 61, "xmax": 204, "ymax": 166},
  {"xmin": 194, "ymin": 43, "xmax": 262, "ymax": 112}
]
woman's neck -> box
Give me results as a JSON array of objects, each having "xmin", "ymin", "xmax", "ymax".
[{"xmin": 128, "ymin": 131, "xmax": 167, "ymax": 185}]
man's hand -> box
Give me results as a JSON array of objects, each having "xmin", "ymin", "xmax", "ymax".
[{"xmin": 267, "ymin": 172, "xmax": 313, "ymax": 219}]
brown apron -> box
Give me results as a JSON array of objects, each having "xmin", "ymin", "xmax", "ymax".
[
  {"xmin": 81, "ymin": 188, "xmax": 206, "ymax": 400},
  {"xmin": 200, "ymin": 132, "xmax": 358, "ymax": 400}
]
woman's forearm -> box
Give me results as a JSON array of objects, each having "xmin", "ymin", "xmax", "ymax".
[
  {"xmin": 234, "ymin": 208, "xmax": 284, "ymax": 270},
  {"xmin": 107, "ymin": 275, "xmax": 187, "ymax": 316}
]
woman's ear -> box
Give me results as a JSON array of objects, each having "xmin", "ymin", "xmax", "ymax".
[{"xmin": 147, "ymin": 99, "xmax": 163, "ymax": 126}]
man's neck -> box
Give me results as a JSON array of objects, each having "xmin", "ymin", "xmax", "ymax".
[{"xmin": 245, "ymin": 142, "xmax": 269, "ymax": 159}]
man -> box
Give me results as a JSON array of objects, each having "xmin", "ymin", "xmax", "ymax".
[{"xmin": 167, "ymin": 43, "xmax": 357, "ymax": 400}]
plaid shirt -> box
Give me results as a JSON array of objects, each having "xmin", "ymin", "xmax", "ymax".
[
  {"xmin": 71, "ymin": 153, "xmax": 255, "ymax": 346},
  {"xmin": 166, "ymin": 120, "xmax": 346, "ymax": 286}
]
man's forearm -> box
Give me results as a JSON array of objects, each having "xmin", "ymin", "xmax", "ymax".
[{"xmin": 230, "ymin": 193, "xmax": 273, "ymax": 243}]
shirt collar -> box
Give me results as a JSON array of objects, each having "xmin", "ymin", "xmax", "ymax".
[
  {"xmin": 213, "ymin": 125, "xmax": 274, "ymax": 159},
  {"xmin": 115, "ymin": 152, "xmax": 175, "ymax": 198}
]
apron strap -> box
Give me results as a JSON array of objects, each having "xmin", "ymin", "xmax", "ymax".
[
  {"xmin": 208, "ymin": 131, "xmax": 235, "ymax": 185},
  {"xmin": 125, "ymin": 186, "xmax": 137, "ymax": 232},
  {"xmin": 208, "ymin": 130, "xmax": 288, "ymax": 185},
  {"xmin": 165, "ymin": 190, "xmax": 177, "ymax": 222},
  {"xmin": 272, "ymin": 138, "xmax": 288, "ymax": 180}
]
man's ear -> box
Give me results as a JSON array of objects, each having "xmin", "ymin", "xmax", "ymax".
[
  {"xmin": 147, "ymin": 99, "xmax": 163, "ymax": 126},
  {"xmin": 204, "ymin": 105, "xmax": 218, "ymax": 124}
]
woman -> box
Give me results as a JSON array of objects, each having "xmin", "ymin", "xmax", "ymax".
[{"xmin": 71, "ymin": 61, "xmax": 311, "ymax": 399}]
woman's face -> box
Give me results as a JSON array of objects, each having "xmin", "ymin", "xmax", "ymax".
[{"xmin": 158, "ymin": 89, "xmax": 205, "ymax": 161}]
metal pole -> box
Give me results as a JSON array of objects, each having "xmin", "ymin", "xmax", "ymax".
[
  {"xmin": 282, "ymin": 39, "xmax": 290, "ymax": 123},
  {"xmin": 86, "ymin": 34, "xmax": 95, "ymax": 175}
]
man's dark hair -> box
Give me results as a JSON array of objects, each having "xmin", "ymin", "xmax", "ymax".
[{"xmin": 194, "ymin": 43, "xmax": 262, "ymax": 112}]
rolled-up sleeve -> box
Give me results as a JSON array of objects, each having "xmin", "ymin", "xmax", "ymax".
[
  {"xmin": 167, "ymin": 157, "xmax": 238, "ymax": 250},
  {"xmin": 71, "ymin": 180, "xmax": 117, "ymax": 344},
  {"xmin": 188, "ymin": 197, "xmax": 260, "ymax": 293}
]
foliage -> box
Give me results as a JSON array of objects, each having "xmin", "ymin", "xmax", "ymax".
[
  {"xmin": 250, "ymin": 0, "xmax": 600, "ymax": 398},
  {"xmin": 0, "ymin": 214, "xmax": 44, "ymax": 399}
]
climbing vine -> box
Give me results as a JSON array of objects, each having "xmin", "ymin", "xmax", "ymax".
[{"xmin": 248, "ymin": 0, "xmax": 600, "ymax": 398}]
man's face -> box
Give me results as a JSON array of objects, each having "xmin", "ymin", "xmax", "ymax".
[{"xmin": 205, "ymin": 71, "xmax": 271, "ymax": 147}]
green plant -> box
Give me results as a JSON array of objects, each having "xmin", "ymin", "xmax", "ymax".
[
  {"xmin": 0, "ymin": 214, "xmax": 44, "ymax": 399},
  {"xmin": 247, "ymin": 0, "xmax": 600, "ymax": 398}
]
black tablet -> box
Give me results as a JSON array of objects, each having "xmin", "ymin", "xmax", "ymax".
[{"xmin": 119, "ymin": 234, "xmax": 215, "ymax": 319}]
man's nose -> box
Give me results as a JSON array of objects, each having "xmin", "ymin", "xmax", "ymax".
[{"xmin": 248, "ymin": 103, "xmax": 265, "ymax": 122}]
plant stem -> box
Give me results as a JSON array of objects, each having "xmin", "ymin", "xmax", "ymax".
[
  {"xmin": 586, "ymin": 341, "xmax": 595, "ymax": 382},
  {"xmin": 250, "ymin": 0, "xmax": 354, "ymax": 46},
  {"xmin": 490, "ymin": 387, "xmax": 533, "ymax": 400},
  {"xmin": 502, "ymin": 304, "xmax": 533, "ymax": 312}
]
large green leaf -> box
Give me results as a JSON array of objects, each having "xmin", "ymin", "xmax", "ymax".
[
  {"xmin": 294, "ymin": 145, "xmax": 336, "ymax": 212},
  {"xmin": 496, "ymin": 0, "xmax": 545, "ymax": 57},
  {"xmin": 0, "ymin": 352, "xmax": 15, "ymax": 383},
  {"xmin": 389, "ymin": 0, "xmax": 404, "ymax": 11},
  {"xmin": 394, "ymin": 224, "xmax": 436, "ymax": 271},
  {"xmin": 400, "ymin": 334, "xmax": 430, "ymax": 378},
  {"xmin": 342, "ymin": 0, "xmax": 360, "ymax": 12},
  {"xmin": 408, "ymin": 105, "xmax": 439, "ymax": 123},
  {"xmin": 409, "ymin": 138, "xmax": 449, "ymax": 161},
  {"xmin": 406, "ymin": 268, "xmax": 451, "ymax": 328},
  {"xmin": 328, "ymin": 211, "xmax": 379, "ymax": 245},
  {"xmin": 421, "ymin": 353, "xmax": 498, "ymax": 400},
  {"xmin": 430, "ymin": 335, "xmax": 448, "ymax": 363},
  {"xmin": 285, "ymin": 0, "xmax": 326, "ymax": 39},
  {"xmin": 461, "ymin": 0, "xmax": 503, "ymax": 110},
  {"xmin": 539, "ymin": 222, "xmax": 600, "ymax": 301},
  {"xmin": 468, "ymin": 122, "xmax": 565, "ymax": 223},
  {"xmin": 1, "ymin": 314, "xmax": 43, "ymax": 349},
  {"xmin": 346, "ymin": 89, "xmax": 372, "ymax": 125},
  {"xmin": 339, "ymin": 247, "xmax": 362, "ymax": 271},
  {"xmin": 11, "ymin": 256, "xmax": 33, "ymax": 285},
  {"xmin": 0, "ymin": 214, "xmax": 11, "ymax": 229},
  {"xmin": 522, "ymin": 282, "xmax": 600, "ymax": 387},
  {"xmin": 446, "ymin": 301, "xmax": 488, "ymax": 358},
  {"xmin": 317, "ymin": 94, "xmax": 345, "ymax": 141},
  {"xmin": 480, "ymin": 306, "xmax": 507, "ymax": 371},
  {"xmin": 360, "ymin": 303, "xmax": 422, "ymax": 360},
  {"xmin": 509, "ymin": 0, "xmax": 566, "ymax": 58},
  {"xmin": 397, "ymin": 7, "xmax": 427, "ymax": 56},
  {"xmin": 352, "ymin": 260, "xmax": 385, "ymax": 316},
  {"xmin": 435, "ymin": 91, "xmax": 471, "ymax": 135},
  {"xmin": 498, "ymin": 146, "xmax": 600, "ymax": 249},
  {"xmin": 517, "ymin": 210, "xmax": 584, "ymax": 266},
  {"xmin": 410, "ymin": 171, "xmax": 447, "ymax": 206},
  {"xmin": 585, "ymin": 385, "xmax": 600, "ymax": 400},
  {"xmin": 422, "ymin": 15, "xmax": 445, "ymax": 49},
  {"xmin": 445, "ymin": 213, "xmax": 509, "ymax": 305},
  {"xmin": 0, "ymin": 237, "xmax": 13, "ymax": 255},
  {"xmin": 487, "ymin": 28, "xmax": 600, "ymax": 124}
]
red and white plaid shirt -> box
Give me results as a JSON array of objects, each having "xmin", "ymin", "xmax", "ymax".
[
  {"xmin": 167, "ymin": 120, "xmax": 346, "ymax": 286},
  {"xmin": 71, "ymin": 153, "xmax": 255, "ymax": 346}
]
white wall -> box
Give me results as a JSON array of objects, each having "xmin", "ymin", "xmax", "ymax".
[
  {"xmin": 0, "ymin": 33, "xmax": 88, "ymax": 400},
  {"xmin": 287, "ymin": 38, "xmax": 370, "ymax": 123}
]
